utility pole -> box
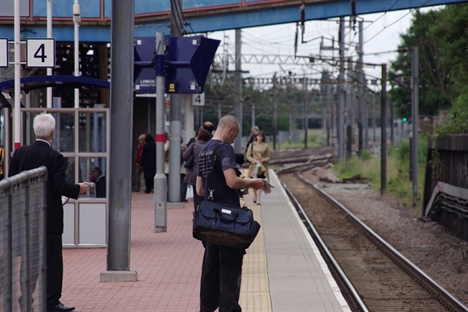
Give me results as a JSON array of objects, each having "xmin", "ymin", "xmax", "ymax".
[
  {"xmin": 251, "ymin": 103, "xmax": 255, "ymax": 128},
  {"xmin": 234, "ymin": 29, "xmax": 243, "ymax": 153},
  {"xmin": 272, "ymin": 73, "xmax": 278, "ymax": 150},
  {"xmin": 390, "ymin": 101, "xmax": 395, "ymax": 145},
  {"xmin": 337, "ymin": 17, "xmax": 345, "ymax": 161},
  {"xmin": 380, "ymin": 63, "xmax": 387, "ymax": 195},
  {"xmin": 103, "ymin": 0, "xmax": 137, "ymax": 282},
  {"xmin": 357, "ymin": 20, "xmax": 367, "ymax": 153},
  {"xmin": 412, "ymin": 47, "xmax": 419, "ymax": 207},
  {"xmin": 154, "ymin": 32, "xmax": 167, "ymax": 233},
  {"xmin": 303, "ymin": 76, "xmax": 308, "ymax": 148},
  {"xmin": 326, "ymin": 71, "xmax": 333, "ymax": 148},
  {"xmin": 320, "ymin": 70, "xmax": 330, "ymax": 147},
  {"xmin": 168, "ymin": 0, "xmax": 183, "ymax": 202},
  {"xmin": 346, "ymin": 57, "xmax": 353, "ymax": 159}
]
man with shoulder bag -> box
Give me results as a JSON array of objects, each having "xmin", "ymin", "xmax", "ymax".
[{"xmin": 196, "ymin": 115, "xmax": 265, "ymax": 312}]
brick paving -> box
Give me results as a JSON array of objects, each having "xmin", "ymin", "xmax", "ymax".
[{"xmin": 61, "ymin": 192, "xmax": 203, "ymax": 312}]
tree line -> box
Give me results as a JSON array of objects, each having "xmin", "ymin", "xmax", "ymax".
[{"xmin": 388, "ymin": 3, "xmax": 468, "ymax": 134}]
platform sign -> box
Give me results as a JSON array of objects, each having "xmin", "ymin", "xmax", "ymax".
[
  {"xmin": 165, "ymin": 36, "xmax": 220, "ymax": 94},
  {"xmin": 134, "ymin": 36, "xmax": 219, "ymax": 94},
  {"xmin": 26, "ymin": 38, "xmax": 56, "ymax": 68},
  {"xmin": 0, "ymin": 38, "xmax": 7, "ymax": 68},
  {"xmin": 134, "ymin": 37, "xmax": 157, "ymax": 94}
]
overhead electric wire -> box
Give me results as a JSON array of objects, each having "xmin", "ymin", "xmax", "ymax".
[
  {"xmin": 363, "ymin": 0, "xmax": 401, "ymax": 32},
  {"xmin": 364, "ymin": 0, "xmax": 431, "ymax": 45}
]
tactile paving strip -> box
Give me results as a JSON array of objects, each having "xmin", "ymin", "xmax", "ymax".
[{"xmin": 239, "ymin": 195, "xmax": 272, "ymax": 312}]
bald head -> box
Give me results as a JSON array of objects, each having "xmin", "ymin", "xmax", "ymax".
[
  {"xmin": 218, "ymin": 115, "xmax": 239, "ymax": 131},
  {"xmin": 213, "ymin": 115, "xmax": 240, "ymax": 144}
]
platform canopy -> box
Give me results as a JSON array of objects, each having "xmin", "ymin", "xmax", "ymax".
[{"xmin": 0, "ymin": 75, "xmax": 109, "ymax": 108}]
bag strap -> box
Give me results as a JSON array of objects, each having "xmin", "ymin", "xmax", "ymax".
[{"xmin": 207, "ymin": 142, "xmax": 226, "ymax": 200}]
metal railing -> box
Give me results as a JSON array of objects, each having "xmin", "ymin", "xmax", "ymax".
[{"xmin": 0, "ymin": 167, "xmax": 47, "ymax": 312}]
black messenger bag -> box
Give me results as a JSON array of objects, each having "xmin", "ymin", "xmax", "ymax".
[
  {"xmin": 192, "ymin": 142, "xmax": 261, "ymax": 249},
  {"xmin": 193, "ymin": 200, "xmax": 260, "ymax": 249}
]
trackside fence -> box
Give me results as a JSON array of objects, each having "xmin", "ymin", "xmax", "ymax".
[
  {"xmin": 0, "ymin": 167, "xmax": 47, "ymax": 312},
  {"xmin": 424, "ymin": 135, "xmax": 468, "ymax": 241}
]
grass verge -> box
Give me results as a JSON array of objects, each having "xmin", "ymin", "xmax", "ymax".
[{"xmin": 335, "ymin": 138, "xmax": 428, "ymax": 212}]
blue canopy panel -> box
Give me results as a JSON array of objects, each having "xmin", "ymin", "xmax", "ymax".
[
  {"xmin": 0, "ymin": 0, "xmax": 466, "ymax": 41},
  {"xmin": 0, "ymin": 75, "xmax": 109, "ymax": 108}
]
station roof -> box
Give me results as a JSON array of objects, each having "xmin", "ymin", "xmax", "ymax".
[
  {"xmin": 0, "ymin": 75, "xmax": 109, "ymax": 108},
  {"xmin": 0, "ymin": 0, "xmax": 465, "ymax": 41}
]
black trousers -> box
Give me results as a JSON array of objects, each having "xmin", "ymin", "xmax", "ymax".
[
  {"xmin": 200, "ymin": 242, "xmax": 245, "ymax": 312},
  {"xmin": 46, "ymin": 232, "xmax": 64, "ymax": 309},
  {"xmin": 144, "ymin": 178, "xmax": 154, "ymax": 193}
]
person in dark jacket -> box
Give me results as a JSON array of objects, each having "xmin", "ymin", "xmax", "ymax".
[
  {"xmin": 182, "ymin": 128, "xmax": 211, "ymax": 209},
  {"xmin": 140, "ymin": 133, "xmax": 157, "ymax": 193},
  {"xmin": 132, "ymin": 134, "xmax": 146, "ymax": 192},
  {"xmin": 9, "ymin": 113, "xmax": 88, "ymax": 312},
  {"xmin": 89, "ymin": 166, "xmax": 106, "ymax": 198}
]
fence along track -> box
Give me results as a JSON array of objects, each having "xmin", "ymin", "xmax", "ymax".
[{"xmin": 277, "ymin": 166, "xmax": 468, "ymax": 312}]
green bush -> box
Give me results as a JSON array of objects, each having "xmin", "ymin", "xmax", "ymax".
[
  {"xmin": 436, "ymin": 97, "xmax": 468, "ymax": 137},
  {"xmin": 359, "ymin": 150, "xmax": 372, "ymax": 161},
  {"xmin": 336, "ymin": 137, "xmax": 428, "ymax": 209}
]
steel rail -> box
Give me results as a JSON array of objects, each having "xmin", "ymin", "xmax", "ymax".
[{"xmin": 294, "ymin": 170, "xmax": 468, "ymax": 312}]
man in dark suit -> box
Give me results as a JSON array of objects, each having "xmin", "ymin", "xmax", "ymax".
[
  {"xmin": 89, "ymin": 166, "xmax": 106, "ymax": 198},
  {"xmin": 9, "ymin": 113, "xmax": 88, "ymax": 312}
]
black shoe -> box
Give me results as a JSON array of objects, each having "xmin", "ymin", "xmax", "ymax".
[{"xmin": 47, "ymin": 302, "xmax": 75, "ymax": 312}]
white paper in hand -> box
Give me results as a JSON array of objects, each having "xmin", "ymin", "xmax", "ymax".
[
  {"xmin": 62, "ymin": 196, "xmax": 69, "ymax": 205},
  {"xmin": 262, "ymin": 181, "xmax": 274, "ymax": 194}
]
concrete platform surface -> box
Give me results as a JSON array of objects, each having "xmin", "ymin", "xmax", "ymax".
[{"xmin": 57, "ymin": 171, "xmax": 348, "ymax": 311}]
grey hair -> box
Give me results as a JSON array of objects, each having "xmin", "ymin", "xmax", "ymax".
[{"xmin": 33, "ymin": 113, "xmax": 55, "ymax": 139}]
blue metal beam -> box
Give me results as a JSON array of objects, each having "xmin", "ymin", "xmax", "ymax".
[{"xmin": 0, "ymin": 0, "xmax": 466, "ymax": 41}]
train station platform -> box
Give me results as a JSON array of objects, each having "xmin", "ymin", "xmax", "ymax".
[{"xmin": 59, "ymin": 171, "xmax": 349, "ymax": 311}]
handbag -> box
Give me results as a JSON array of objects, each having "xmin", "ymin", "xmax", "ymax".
[
  {"xmin": 184, "ymin": 154, "xmax": 194, "ymax": 169},
  {"xmin": 193, "ymin": 201, "xmax": 260, "ymax": 249},
  {"xmin": 186, "ymin": 184, "xmax": 194, "ymax": 200},
  {"xmin": 192, "ymin": 142, "xmax": 261, "ymax": 249}
]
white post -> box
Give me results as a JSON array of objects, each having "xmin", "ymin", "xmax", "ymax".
[
  {"xmin": 73, "ymin": 1, "xmax": 80, "ymax": 108},
  {"xmin": 47, "ymin": 0, "xmax": 52, "ymax": 108},
  {"xmin": 14, "ymin": 0, "xmax": 21, "ymax": 150}
]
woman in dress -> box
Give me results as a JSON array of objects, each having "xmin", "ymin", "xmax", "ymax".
[{"xmin": 246, "ymin": 131, "xmax": 271, "ymax": 205}]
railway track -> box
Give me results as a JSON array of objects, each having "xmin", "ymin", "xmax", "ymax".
[
  {"xmin": 277, "ymin": 164, "xmax": 467, "ymax": 312},
  {"xmin": 269, "ymin": 146, "xmax": 334, "ymax": 166}
]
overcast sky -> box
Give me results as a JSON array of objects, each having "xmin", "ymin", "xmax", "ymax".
[{"xmin": 207, "ymin": 7, "xmax": 438, "ymax": 88}]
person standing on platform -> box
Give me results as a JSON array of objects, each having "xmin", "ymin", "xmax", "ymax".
[
  {"xmin": 196, "ymin": 115, "xmax": 265, "ymax": 312},
  {"xmin": 183, "ymin": 128, "xmax": 211, "ymax": 209},
  {"xmin": 141, "ymin": 133, "xmax": 156, "ymax": 194},
  {"xmin": 246, "ymin": 131, "xmax": 271, "ymax": 205},
  {"xmin": 245, "ymin": 126, "xmax": 259, "ymax": 156},
  {"xmin": 132, "ymin": 134, "xmax": 146, "ymax": 192},
  {"xmin": 9, "ymin": 113, "xmax": 88, "ymax": 312},
  {"xmin": 203, "ymin": 121, "xmax": 214, "ymax": 139}
]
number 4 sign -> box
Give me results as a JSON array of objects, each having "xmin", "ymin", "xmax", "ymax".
[
  {"xmin": 26, "ymin": 38, "xmax": 56, "ymax": 68},
  {"xmin": 192, "ymin": 93, "xmax": 205, "ymax": 106}
]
